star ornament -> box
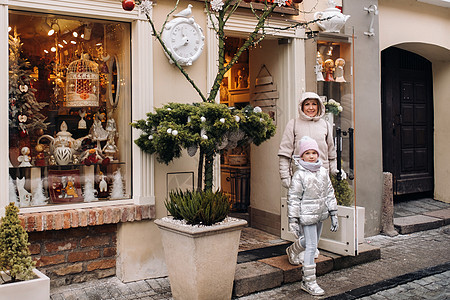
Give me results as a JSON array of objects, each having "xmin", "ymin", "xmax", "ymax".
[
  {"xmin": 210, "ymin": 0, "xmax": 224, "ymax": 11},
  {"xmin": 274, "ymin": 0, "xmax": 288, "ymax": 7}
]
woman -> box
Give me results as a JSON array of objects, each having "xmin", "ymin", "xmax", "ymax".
[{"xmin": 278, "ymin": 92, "xmax": 338, "ymax": 189}]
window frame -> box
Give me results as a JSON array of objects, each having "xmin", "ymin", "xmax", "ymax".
[{"xmin": 1, "ymin": 0, "xmax": 155, "ymax": 215}]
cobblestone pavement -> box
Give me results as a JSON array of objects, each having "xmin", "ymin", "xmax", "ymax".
[
  {"xmin": 51, "ymin": 225, "xmax": 450, "ymax": 300},
  {"xmin": 357, "ymin": 270, "xmax": 450, "ymax": 300}
]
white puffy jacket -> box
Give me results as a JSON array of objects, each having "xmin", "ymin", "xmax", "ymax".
[{"xmin": 288, "ymin": 160, "xmax": 338, "ymax": 226}]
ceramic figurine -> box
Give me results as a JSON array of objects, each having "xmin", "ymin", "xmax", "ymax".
[
  {"xmin": 90, "ymin": 112, "xmax": 109, "ymax": 150},
  {"xmin": 16, "ymin": 177, "xmax": 32, "ymax": 207},
  {"xmin": 334, "ymin": 58, "xmax": 346, "ymax": 82},
  {"xmin": 78, "ymin": 109, "xmax": 87, "ymax": 129},
  {"xmin": 315, "ymin": 56, "xmax": 325, "ymax": 82},
  {"xmin": 324, "ymin": 59, "xmax": 335, "ymax": 82},
  {"xmin": 18, "ymin": 147, "xmax": 32, "ymax": 167},
  {"xmin": 99, "ymin": 172, "xmax": 108, "ymax": 193}
]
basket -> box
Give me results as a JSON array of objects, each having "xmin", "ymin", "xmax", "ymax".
[{"xmin": 228, "ymin": 154, "xmax": 247, "ymax": 166}]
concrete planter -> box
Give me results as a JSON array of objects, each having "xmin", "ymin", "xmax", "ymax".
[
  {"xmin": 155, "ymin": 217, "xmax": 247, "ymax": 300},
  {"xmin": 0, "ymin": 268, "xmax": 50, "ymax": 300}
]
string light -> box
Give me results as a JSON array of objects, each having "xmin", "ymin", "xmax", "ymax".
[
  {"xmin": 44, "ymin": 50, "xmax": 49, "ymax": 54},
  {"xmin": 73, "ymin": 32, "xmax": 78, "ymax": 37},
  {"xmin": 63, "ymin": 40, "xmax": 68, "ymax": 44},
  {"xmin": 71, "ymin": 41, "xmax": 77, "ymax": 44},
  {"xmin": 51, "ymin": 47, "xmax": 57, "ymax": 52}
]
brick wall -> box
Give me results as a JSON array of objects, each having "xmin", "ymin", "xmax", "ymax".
[{"xmin": 19, "ymin": 204, "xmax": 155, "ymax": 287}]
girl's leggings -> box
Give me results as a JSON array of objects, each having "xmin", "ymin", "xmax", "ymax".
[{"xmin": 300, "ymin": 222, "xmax": 323, "ymax": 266}]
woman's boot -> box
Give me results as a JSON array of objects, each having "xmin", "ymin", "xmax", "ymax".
[
  {"xmin": 285, "ymin": 239, "xmax": 303, "ymax": 265},
  {"xmin": 301, "ymin": 264, "xmax": 325, "ymax": 296}
]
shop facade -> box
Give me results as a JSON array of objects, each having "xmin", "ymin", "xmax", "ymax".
[{"xmin": 3, "ymin": 0, "xmax": 448, "ymax": 287}]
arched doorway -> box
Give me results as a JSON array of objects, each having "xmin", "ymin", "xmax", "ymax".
[{"xmin": 381, "ymin": 47, "xmax": 434, "ymax": 196}]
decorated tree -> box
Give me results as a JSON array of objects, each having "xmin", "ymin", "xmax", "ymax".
[
  {"xmin": 9, "ymin": 30, "xmax": 48, "ymax": 137},
  {"xmin": 130, "ymin": 0, "xmax": 324, "ymax": 191},
  {"xmin": 0, "ymin": 203, "xmax": 35, "ymax": 283}
]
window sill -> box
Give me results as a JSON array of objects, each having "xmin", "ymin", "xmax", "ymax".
[{"xmin": 19, "ymin": 204, "xmax": 156, "ymax": 232}]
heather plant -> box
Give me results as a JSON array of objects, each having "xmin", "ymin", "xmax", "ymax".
[{"xmin": 0, "ymin": 203, "xmax": 35, "ymax": 283}]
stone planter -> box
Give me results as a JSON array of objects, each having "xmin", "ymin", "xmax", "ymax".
[
  {"xmin": 155, "ymin": 217, "xmax": 247, "ymax": 300},
  {"xmin": 0, "ymin": 268, "xmax": 50, "ymax": 300}
]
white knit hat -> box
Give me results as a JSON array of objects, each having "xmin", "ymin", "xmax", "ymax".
[{"xmin": 298, "ymin": 136, "xmax": 320, "ymax": 157}]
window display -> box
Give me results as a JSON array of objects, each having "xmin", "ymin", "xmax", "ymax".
[{"xmin": 8, "ymin": 11, "xmax": 131, "ymax": 207}]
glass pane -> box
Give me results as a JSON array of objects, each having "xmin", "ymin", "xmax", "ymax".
[{"xmin": 8, "ymin": 11, "xmax": 131, "ymax": 207}]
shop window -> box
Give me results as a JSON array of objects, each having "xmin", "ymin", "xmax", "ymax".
[{"xmin": 8, "ymin": 11, "xmax": 132, "ymax": 208}]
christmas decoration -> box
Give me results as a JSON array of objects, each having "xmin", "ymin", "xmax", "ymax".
[
  {"xmin": 9, "ymin": 176, "xmax": 19, "ymax": 207},
  {"xmin": 110, "ymin": 169, "xmax": 125, "ymax": 199},
  {"xmin": 0, "ymin": 203, "xmax": 36, "ymax": 283},
  {"xmin": 8, "ymin": 30, "xmax": 48, "ymax": 134},
  {"xmin": 16, "ymin": 177, "xmax": 31, "ymax": 208},
  {"xmin": 17, "ymin": 146, "xmax": 32, "ymax": 167},
  {"xmin": 31, "ymin": 178, "xmax": 48, "ymax": 206},
  {"xmin": 122, "ymin": 0, "xmax": 135, "ymax": 11},
  {"xmin": 83, "ymin": 179, "xmax": 98, "ymax": 202}
]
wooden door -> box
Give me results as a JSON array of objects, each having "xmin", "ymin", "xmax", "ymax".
[{"xmin": 382, "ymin": 47, "xmax": 434, "ymax": 195}]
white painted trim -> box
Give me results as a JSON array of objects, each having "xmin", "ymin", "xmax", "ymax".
[
  {"xmin": 7, "ymin": 0, "xmax": 144, "ymax": 21},
  {"xmin": 0, "ymin": 4, "xmax": 9, "ymax": 217},
  {"xmin": 19, "ymin": 199, "xmax": 134, "ymax": 213}
]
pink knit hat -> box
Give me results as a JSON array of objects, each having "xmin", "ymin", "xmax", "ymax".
[{"xmin": 299, "ymin": 136, "xmax": 320, "ymax": 157}]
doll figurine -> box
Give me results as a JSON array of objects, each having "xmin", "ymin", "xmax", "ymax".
[
  {"xmin": 315, "ymin": 56, "xmax": 325, "ymax": 82},
  {"xmin": 324, "ymin": 59, "xmax": 335, "ymax": 82},
  {"xmin": 334, "ymin": 58, "xmax": 346, "ymax": 82}
]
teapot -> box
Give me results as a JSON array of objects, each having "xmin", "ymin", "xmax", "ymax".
[
  {"xmin": 38, "ymin": 121, "xmax": 88, "ymax": 165},
  {"xmin": 314, "ymin": 0, "xmax": 350, "ymax": 33}
]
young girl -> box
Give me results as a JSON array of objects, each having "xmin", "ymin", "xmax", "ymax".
[{"xmin": 286, "ymin": 136, "xmax": 339, "ymax": 296}]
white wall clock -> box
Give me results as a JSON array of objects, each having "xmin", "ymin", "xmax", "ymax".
[{"xmin": 161, "ymin": 17, "xmax": 205, "ymax": 66}]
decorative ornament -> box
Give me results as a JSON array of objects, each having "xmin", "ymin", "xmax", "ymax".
[
  {"xmin": 78, "ymin": 109, "xmax": 87, "ymax": 129},
  {"xmin": 99, "ymin": 172, "xmax": 108, "ymax": 193},
  {"xmin": 172, "ymin": 130, "xmax": 178, "ymax": 136},
  {"xmin": 18, "ymin": 147, "xmax": 32, "ymax": 167},
  {"xmin": 35, "ymin": 128, "xmax": 44, "ymax": 136},
  {"xmin": 16, "ymin": 177, "xmax": 31, "ymax": 207},
  {"xmin": 19, "ymin": 84, "xmax": 28, "ymax": 93},
  {"xmin": 314, "ymin": 0, "xmax": 351, "ymax": 33},
  {"xmin": 201, "ymin": 134, "xmax": 208, "ymax": 140},
  {"xmin": 19, "ymin": 130, "xmax": 28, "ymax": 138},
  {"xmin": 253, "ymin": 106, "xmax": 262, "ymax": 113},
  {"xmin": 139, "ymin": 0, "xmax": 153, "ymax": 15},
  {"xmin": 110, "ymin": 169, "xmax": 125, "ymax": 199},
  {"xmin": 235, "ymin": 115, "xmax": 241, "ymax": 122},
  {"xmin": 200, "ymin": 116, "xmax": 206, "ymax": 122},
  {"xmin": 18, "ymin": 115, "xmax": 27, "ymax": 123},
  {"xmin": 167, "ymin": 108, "xmax": 172, "ymax": 111},
  {"xmin": 66, "ymin": 54, "xmax": 100, "ymax": 107},
  {"xmin": 122, "ymin": 0, "xmax": 136, "ymax": 11},
  {"xmin": 187, "ymin": 116, "xmax": 191, "ymax": 123},
  {"xmin": 334, "ymin": 58, "xmax": 346, "ymax": 82},
  {"xmin": 148, "ymin": 135, "xmax": 153, "ymax": 140},
  {"xmin": 83, "ymin": 179, "xmax": 98, "ymax": 202},
  {"xmin": 210, "ymin": 0, "xmax": 224, "ymax": 11},
  {"xmin": 167, "ymin": 128, "xmax": 172, "ymax": 134},
  {"xmin": 274, "ymin": 0, "xmax": 288, "ymax": 7},
  {"xmin": 219, "ymin": 118, "xmax": 225, "ymax": 123},
  {"xmin": 31, "ymin": 178, "xmax": 48, "ymax": 206},
  {"xmin": 9, "ymin": 175, "xmax": 19, "ymax": 206}
]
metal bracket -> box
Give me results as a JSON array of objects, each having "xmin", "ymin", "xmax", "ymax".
[{"xmin": 363, "ymin": 5, "xmax": 378, "ymax": 37}]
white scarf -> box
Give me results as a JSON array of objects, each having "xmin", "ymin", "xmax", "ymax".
[{"xmin": 299, "ymin": 159, "xmax": 322, "ymax": 172}]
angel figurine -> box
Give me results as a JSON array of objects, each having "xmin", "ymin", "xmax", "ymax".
[
  {"xmin": 315, "ymin": 56, "xmax": 325, "ymax": 82},
  {"xmin": 18, "ymin": 147, "xmax": 32, "ymax": 167},
  {"xmin": 334, "ymin": 58, "xmax": 346, "ymax": 82}
]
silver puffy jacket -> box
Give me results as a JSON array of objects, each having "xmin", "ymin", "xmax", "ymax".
[{"xmin": 288, "ymin": 158, "xmax": 338, "ymax": 226}]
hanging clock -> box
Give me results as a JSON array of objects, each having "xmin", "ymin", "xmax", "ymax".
[{"xmin": 161, "ymin": 17, "xmax": 205, "ymax": 66}]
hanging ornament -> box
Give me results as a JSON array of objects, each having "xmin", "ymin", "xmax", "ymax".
[
  {"xmin": 35, "ymin": 128, "xmax": 44, "ymax": 136},
  {"xmin": 220, "ymin": 118, "xmax": 225, "ymax": 123},
  {"xmin": 187, "ymin": 145, "xmax": 198, "ymax": 157},
  {"xmin": 18, "ymin": 115, "xmax": 27, "ymax": 123},
  {"xmin": 19, "ymin": 84, "xmax": 28, "ymax": 93},
  {"xmin": 122, "ymin": 0, "xmax": 135, "ymax": 11},
  {"xmin": 19, "ymin": 130, "xmax": 28, "ymax": 138}
]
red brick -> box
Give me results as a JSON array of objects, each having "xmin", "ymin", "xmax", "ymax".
[
  {"xmin": 112, "ymin": 207, "xmax": 121, "ymax": 223},
  {"xmin": 36, "ymin": 254, "xmax": 65, "ymax": 267},
  {"xmin": 104, "ymin": 207, "xmax": 113, "ymax": 224},
  {"xmin": 135, "ymin": 206, "xmax": 142, "ymax": 221},
  {"xmin": 70, "ymin": 210, "xmax": 79, "ymax": 228},
  {"xmin": 120, "ymin": 206, "xmax": 128, "ymax": 223},
  {"xmin": 79, "ymin": 209, "xmax": 88, "ymax": 227},
  {"xmin": 29, "ymin": 243, "xmax": 41, "ymax": 255},
  {"xmin": 68, "ymin": 250, "xmax": 100, "ymax": 262},
  {"xmin": 44, "ymin": 213, "xmax": 54, "ymax": 231},
  {"xmin": 19, "ymin": 215, "xmax": 26, "ymax": 228},
  {"xmin": 141, "ymin": 205, "xmax": 150, "ymax": 219},
  {"xmin": 103, "ymin": 247, "xmax": 116, "ymax": 257},
  {"xmin": 54, "ymin": 213, "xmax": 63, "ymax": 230},
  {"xmin": 95, "ymin": 208, "xmax": 104, "ymax": 225},
  {"xmin": 80, "ymin": 236, "xmax": 110, "ymax": 248},
  {"xmin": 45, "ymin": 240, "xmax": 77, "ymax": 253},
  {"xmin": 27, "ymin": 215, "xmax": 36, "ymax": 232},
  {"xmin": 63, "ymin": 212, "xmax": 71, "ymax": 229},
  {"xmin": 87, "ymin": 258, "xmax": 116, "ymax": 271},
  {"xmin": 89, "ymin": 209, "xmax": 97, "ymax": 226},
  {"xmin": 55, "ymin": 263, "xmax": 83, "ymax": 276},
  {"xmin": 32, "ymin": 214, "xmax": 42, "ymax": 231},
  {"xmin": 128, "ymin": 206, "xmax": 136, "ymax": 222}
]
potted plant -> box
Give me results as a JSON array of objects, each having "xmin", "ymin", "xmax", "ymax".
[
  {"xmin": 129, "ymin": 1, "xmax": 325, "ymax": 299},
  {"xmin": 0, "ymin": 203, "xmax": 50, "ymax": 300}
]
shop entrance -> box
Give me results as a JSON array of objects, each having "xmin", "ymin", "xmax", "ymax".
[{"xmin": 381, "ymin": 47, "xmax": 434, "ymax": 195}]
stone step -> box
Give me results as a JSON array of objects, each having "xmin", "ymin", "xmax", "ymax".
[{"xmin": 394, "ymin": 208, "xmax": 450, "ymax": 234}]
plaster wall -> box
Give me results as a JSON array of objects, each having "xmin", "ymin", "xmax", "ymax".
[{"xmin": 343, "ymin": 0, "xmax": 383, "ymax": 236}]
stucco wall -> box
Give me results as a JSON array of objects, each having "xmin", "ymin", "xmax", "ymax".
[{"xmin": 378, "ymin": 0, "xmax": 450, "ymax": 203}]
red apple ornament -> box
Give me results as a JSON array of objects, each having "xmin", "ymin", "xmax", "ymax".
[{"xmin": 122, "ymin": 0, "xmax": 135, "ymax": 11}]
